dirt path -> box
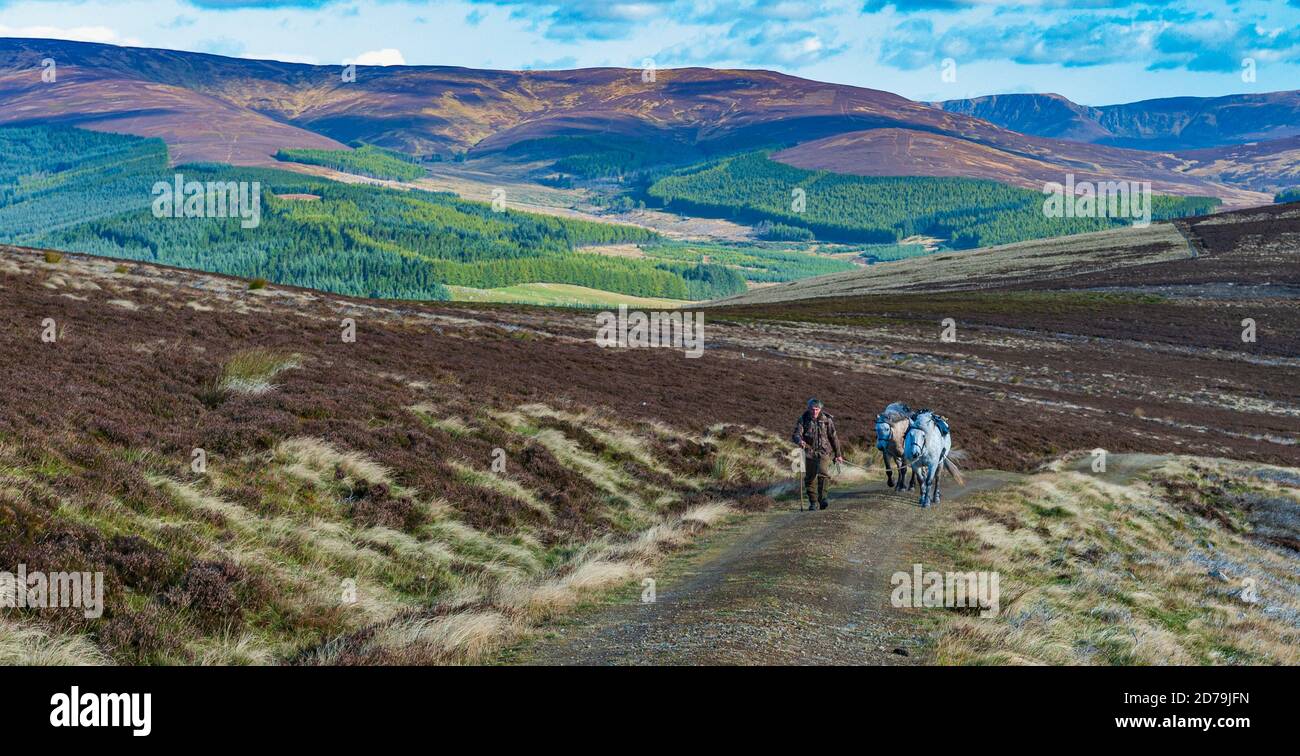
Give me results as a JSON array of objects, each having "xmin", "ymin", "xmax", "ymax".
[
  {"xmin": 1064, "ymin": 452, "xmax": 1171, "ymax": 485},
  {"xmin": 518, "ymin": 469, "xmax": 1019, "ymax": 665}
]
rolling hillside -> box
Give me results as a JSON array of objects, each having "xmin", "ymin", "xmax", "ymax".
[
  {"xmin": 770, "ymin": 128, "xmax": 1267, "ymax": 204},
  {"xmin": 3, "ymin": 0, "xmax": 1298, "ymax": 679},
  {"xmin": 0, "ymin": 125, "xmax": 756, "ymax": 302},
  {"xmin": 1178, "ymin": 135, "xmax": 1300, "ymax": 194},
  {"xmin": 0, "ymin": 38, "xmax": 1279, "ymax": 207},
  {"xmin": 707, "ymin": 201, "xmax": 1300, "ymax": 304},
  {"xmin": 647, "ymin": 151, "xmax": 1218, "ymax": 248}
]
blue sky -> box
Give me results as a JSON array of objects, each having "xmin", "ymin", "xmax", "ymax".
[{"xmin": 1, "ymin": 0, "xmax": 1298, "ymax": 104}]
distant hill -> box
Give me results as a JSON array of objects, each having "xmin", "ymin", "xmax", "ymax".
[
  {"xmin": 935, "ymin": 91, "xmax": 1300, "ymax": 151},
  {"xmin": 769, "ymin": 128, "xmax": 1259, "ymax": 204},
  {"xmin": 0, "ymin": 38, "xmax": 1278, "ymax": 206}
]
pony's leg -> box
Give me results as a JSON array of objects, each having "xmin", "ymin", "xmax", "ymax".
[
  {"xmin": 927, "ymin": 461, "xmax": 940, "ymax": 506},
  {"xmin": 933, "ymin": 460, "xmax": 943, "ymax": 506},
  {"xmin": 882, "ymin": 450, "xmax": 894, "ymax": 488}
]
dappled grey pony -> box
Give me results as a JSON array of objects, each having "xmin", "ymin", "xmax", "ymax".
[
  {"xmin": 903, "ymin": 409, "xmax": 964, "ymax": 508},
  {"xmin": 875, "ymin": 402, "xmax": 914, "ymax": 491}
]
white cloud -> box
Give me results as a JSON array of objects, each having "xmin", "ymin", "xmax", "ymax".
[
  {"xmin": 348, "ymin": 48, "xmax": 406, "ymax": 66},
  {"xmin": 0, "ymin": 24, "xmax": 141, "ymax": 46},
  {"xmin": 659, "ymin": 23, "xmax": 844, "ymax": 69}
]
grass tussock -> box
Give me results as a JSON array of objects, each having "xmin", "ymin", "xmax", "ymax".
[
  {"xmin": 0, "ymin": 619, "xmax": 108, "ymax": 666},
  {"xmin": 218, "ymin": 348, "xmax": 300, "ymax": 395},
  {"xmin": 371, "ymin": 612, "xmax": 509, "ymax": 663},
  {"xmin": 925, "ymin": 455, "xmax": 1300, "ymax": 665},
  {"xmin": 274, "ymin": 436, "xmax": 395, "ymax": 489},
  {"xmin": 410, "ymin": 405, "xmax": 476, "ymax": 438}
]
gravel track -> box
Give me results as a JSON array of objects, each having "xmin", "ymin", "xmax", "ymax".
[{"xmin": 521, "ymin": 470, "xmax": 1019, "ymax": 665}]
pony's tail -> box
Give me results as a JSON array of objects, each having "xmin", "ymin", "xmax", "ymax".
[{"xmin": 943, "ymin": 453, "xmax": 966, "ymax": 487}]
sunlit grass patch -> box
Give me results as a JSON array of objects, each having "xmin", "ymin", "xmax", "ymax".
[
  {"xmin": 370, "ymin": 611, "xmax": 513, "ymax": 664},
  {"xmin": 923, "ymin": 455, "xmax": 1300, "ymax": 666},
  {"xmin": 273, "ymin": 436, "xmax": 394, "ymax": 490},
  {"xmin": 408, "ymin": 404, "xmax": 476, "ymax": 438},
  {"xmin": 704, "ymin": 424, "xmax": 791, "ymax": 481},
  {"xmin": 218, "ymin": 348, "xmax": 300, "ymax": 395},
  {"xmin": 0, "ymin": 619, "xmax": 107, "ymax": 666},
  {"xmin": 191, "ymin": 631, "xmax": 276, "ymax": 666}
]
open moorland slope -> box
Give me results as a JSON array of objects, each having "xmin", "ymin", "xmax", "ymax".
[
  {"xmin": 709, "ymin": 201, "xmax": 1300, "ymax": 303},
  {"xmin": 2, "ymin": 187, "xmax": 1297, "ymax": 662}
]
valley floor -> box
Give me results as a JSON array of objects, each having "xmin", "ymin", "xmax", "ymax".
[{"xmin": 446, "ymin": 283, "xmax": 689, "ymax": 308}]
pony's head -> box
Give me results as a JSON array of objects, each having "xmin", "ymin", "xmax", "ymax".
[{"xmin": 904, "ymin": 423, "xmax": 927, "ymax": 460}]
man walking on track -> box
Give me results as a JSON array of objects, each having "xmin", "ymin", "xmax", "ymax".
[{"xmin": 792, "ymin": 398, "xmax": 844, "ymax": 511}]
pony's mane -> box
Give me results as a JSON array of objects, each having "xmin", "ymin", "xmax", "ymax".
[{"xmin": 882, "ymin": 402, "xmax": 911, "ymax": 422}]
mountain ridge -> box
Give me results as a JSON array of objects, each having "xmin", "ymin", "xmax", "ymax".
[
  {"xmin": 936, "ymin": 90, "xmax": 1300, "ymax": 151},
  {"xmin": 0, "ymin": 38, "xmax": 1287, "ymax": 206}
]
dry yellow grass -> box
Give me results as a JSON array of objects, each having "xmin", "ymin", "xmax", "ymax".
[
  {"xmin": 925, "ymin": 455, "xmax": 1300, "ymax": 665},
  {"xmin": 0, "ymin": 619, "xmax": 108, "ymax": 666},
  {"xmin": 274, "ymin": 436, "xmax": 395, "ymax": 488},
  {"xmin": 219, "ymin": 348, "xmax": 300, "ymax": 395},
  {"xmin": 371, "ymin": 612, "xmax": 512, "ymax": 663},
  {"xmin": 193, "ymin": 632, "xmax": 277, "ymax": 666}
]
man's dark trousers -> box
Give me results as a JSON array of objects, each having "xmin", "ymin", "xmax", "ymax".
[{"xmin": 803, "ymin": 453, "xmax": 831, "ymax": 507}]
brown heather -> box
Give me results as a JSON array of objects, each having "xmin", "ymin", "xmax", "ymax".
[
  {"xmin": 0, "ymin": 249, "xmax": 799, "ymax": 663},
  {"xmin": 1, "ymin": 221, "xmax": 1296, "ymax": 662}
]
